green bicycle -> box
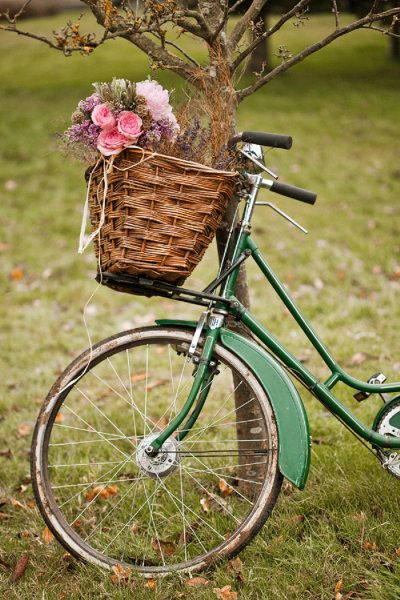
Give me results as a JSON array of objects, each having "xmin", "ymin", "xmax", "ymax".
[{"xmin": 31, "ymin": 131, "xmax": 400, "ymax": 575}]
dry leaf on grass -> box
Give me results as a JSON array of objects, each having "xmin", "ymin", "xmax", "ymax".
[
  {"xmin": 111, "ymin": 563, "xmax": 132, "ymax": 584},
  {"xmin": 363, "ymin": 541, "xmax": 378, "ymax": 552},
  {"xmin": 150, "ymin": 415, "xmax": 169, "ymax": 429},
  {"xmin": 0, "ymin": 448, "xmax": 12, "ymax": 459},
  {"xmin": 350, "ymin": 352, "xmax": 368, "ymax": 366},
  {"xmin": 229, "ymin": 556, "xmax": 244, "ymax": 584},
  {"xmin": 200, "ymin": 497, "xmax": 210, "ymax": 512},
  {"xmin": 146, "ymin": 378, "xmax": 169, "ymax": 391},
  {"xmin": 185, "ymin": 576, "xmax": 210, "ymax": 587},
  {"xmin": 54, "ymin": 412, "xmax": 65, "ymax": 424},
  {"xmin": 131, "ymin": 372, "xmax": 147, "ymax": 383},
  {"xmin": 145, "ymin": 579, "xmax": 157, "ymax": 589},
  {"xmin": 151, "ymin": 538, "xmax": 176, "ymax": 557},
  {"xmin": 213, "ymin": 584, "xmax": 238, "ymax": 599},
  {"xmin": 42, "ymin": 526, "xmax": 54, "ymax": 544},
  {"xmin": 219, "ymin": 479, "xmax": 234, "ymax": 497},
  {"xmin": 335, "ymin": 578, "xmax": 343, "ymax": 600},
  {"xmin": 85, "ymin": 485, "xmax": 119, "ymax": 502},
  {"xmin": 9, "ymin": 553, "xmax": 28, "ymax": 583},
  {"xmin": 11, "ymin": 499, "xmax": 26, "ymax": 510},
  {"xmin": 17, "ymin": 424, "xmax": 32, "ymax": 438},
  {"xmin": 10, "ymin": 268, "xmax": 24, "ymax": 281}
]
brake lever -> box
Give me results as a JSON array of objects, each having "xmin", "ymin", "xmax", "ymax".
[
  {"xmin": 238, "ymin": 148, "xmax": 279, "ymax": 180},
  {"xmin": 255, "ymin": 201, "xmax": 308, "ymax": 234}
]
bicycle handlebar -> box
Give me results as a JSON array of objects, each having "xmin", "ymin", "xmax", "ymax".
[
  {"xmin": 268, "ymin": 180, "xmax": 317, "ymax": 205},
  {"xmin": 229, "ymin": 131, "xmax": 293, "ymax": 150}
]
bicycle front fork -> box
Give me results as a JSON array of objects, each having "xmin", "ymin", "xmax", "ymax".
[{"xmin": 145, "ymin": 311, "xmax": 225, "ymax": 456}]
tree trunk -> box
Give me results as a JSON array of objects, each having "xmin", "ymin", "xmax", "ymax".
[
  {"xmin": 211, "ymin": 74, "xmax": 266, "ymax": 498},
  {"xmin": 390, "ymin": 19, "xmax": 400, "ymax": 60}
]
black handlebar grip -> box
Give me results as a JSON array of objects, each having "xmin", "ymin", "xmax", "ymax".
[
  {"xmin": 270, "ymin": 180, "xmax": 317, "ymax": 205},
  {"xmin": 241, "ymin": 131, "xmax": 293, "ymax": 150}
]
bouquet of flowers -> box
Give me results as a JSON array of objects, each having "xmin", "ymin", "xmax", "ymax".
[
  {"xmin": 61, "ymin": 78, "xmax": 179, "ymax": 161},
  {"xmin": 63, "ymin": 77, "xmax": 238, "ymax": 285}
]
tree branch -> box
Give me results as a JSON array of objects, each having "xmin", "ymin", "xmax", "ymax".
[
  {"xmin": 230, "ymin": 0, "xmax": 310, "ymax": 72},
  {"xmin": 228, "ymin": 0, "xmax": 270, "ymax": 54},
  {"xmin": 151, "ymin": 32, "xmax": 201, "ymax": 67},
  {"xmin": 332, "ymin": 0, "xmax": 340, "ymax": 29},
  {"xmin": 124, "ymin": 32, "xmax": 201, "ymax": 84},
  {"xmin": 228, "ymin": 0, "xmax": 248, "ymax": 15},
  {"xmin": 237, "ymin": 7, "xmax": 400, "ymax": 102}
]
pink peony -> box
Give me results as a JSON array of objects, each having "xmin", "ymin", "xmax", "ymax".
[
  {"xmin": 97, "ymin": 128, "xmax": 129, "ymax": 156},
  {"xmin": 117, "ymin": 111, "xmax": 143, "ymax": 141},
  {"xmin": 91, "ymin": 103, "xmax": 116, "ymax": 130},
  {"xmin": 136, "ymin": 79, "xmax": 174, "ymax": 123}
]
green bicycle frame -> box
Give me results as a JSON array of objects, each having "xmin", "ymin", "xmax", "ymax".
[{"xmin": 150, "ymin": 178, "xmax": 400, "ymax": 454}]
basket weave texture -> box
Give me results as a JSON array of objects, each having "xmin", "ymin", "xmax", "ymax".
[{"xmin": 88, "ymin": 149, "xmax": 238, "ymax": 284}]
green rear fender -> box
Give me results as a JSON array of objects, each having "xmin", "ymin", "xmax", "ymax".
[{"xmin": 156, "ymin": 319, "xmax": 311, "ymax": 489}]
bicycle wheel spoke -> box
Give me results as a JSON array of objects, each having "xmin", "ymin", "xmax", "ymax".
[{"xmin": 34, "ymin": 329, "xmax": 280, "ymax": 574}]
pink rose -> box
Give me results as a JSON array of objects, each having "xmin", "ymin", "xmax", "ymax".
[
  {"xmin": 117, "ymin": 111, "xmax": 143, "ymax": 141},
  {"xmin": 91, "ymin": 103, "xmax": 116, "ymax": 130},
  {"xmin": 97, "ymin": 128, "xmax": 129, "ymax": 156}
]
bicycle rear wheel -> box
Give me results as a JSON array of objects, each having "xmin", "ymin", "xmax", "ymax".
[{"xmin": 31, "ymin": 326, "xmax": 282, "ymax": 575}]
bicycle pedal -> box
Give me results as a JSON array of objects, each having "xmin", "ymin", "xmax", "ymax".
[{"xmin": 354, "ymin": 372, "xmax": 387, "ymax": 402}]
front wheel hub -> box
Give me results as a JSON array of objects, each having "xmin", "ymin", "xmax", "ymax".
[{"xmin": 136, "ymin": 433, "xmax": 181, "ymax": 478}]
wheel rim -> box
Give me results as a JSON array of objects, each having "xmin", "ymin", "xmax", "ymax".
[{"xmin": 32, "ymin": 328, "xmax": 279, "ymax": 574}]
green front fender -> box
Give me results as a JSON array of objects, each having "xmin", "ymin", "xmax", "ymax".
[{"xmin": 156, "ymin": 319, "xmax": 311, "ymax": 489}]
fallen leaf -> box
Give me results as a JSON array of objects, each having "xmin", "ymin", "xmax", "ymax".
[
  {"xmin": 10, "ymin": 553, "xmax": 28, "ymax": 583},
  {"xmin": 179, "ymin": 530, "xmax": 192, "ymax": 545},
  {"xmin": 186, "ymin": 576, "xmax": 210, "ymax": 587},
  {"xmin": 335, "ymin": 578, "xmax": 343, "ymax": 600},
  {"xmin": 5, "ymin": 180, "xmax": 17, "ymax": 191},
  {"xmin": 11, "ymin": 499, "xmax": 26, "ymax": 510},
  {"xmin": 395, "ymin": 547, "xmax": 400, "ymax": 557},
  {"xmin": 146, "ymin": 378, "xmax": 169, "ymax": 391},
  {"xmin": 0, "ymin": 242, "xmax": 9, "ymax": 252},
  {"xmin": 388, "ymin": 266, "xmax": 400, "ymax": 280},
  {"xmin": 85, "ymin": 485, "xmax": 119, "ymax": 502},
  {"xmin": 10, "ymin": 268, "xmax": 24, "ymax": 281},
  {"xmin": 213, "ymin": 584, "xmax": 238, "ymax": 599},
  {"xmin": 150, "ymin": 415, "xmax": 169, "ymax": 430},
  {"xmin": 42, "ymin": 526, "xmax": 54, "ymax": 544},
  {"xmin": 145, "ymin": 579, "xmax": 157, "ymax": 589},
  {"xmin": 363, "ymin": 541, "xmax": 378, "ymax": 552},
  {"xmin": 229, "ymin": 556, "xmax": 244, "ymax": 583},
  {"xmin": 17, "ymin": 424, "xmax": 32, "ymax": 438},
  {"xmin": 0, "ymin": 448, "xmax": 12, "ymax": 459},
  {"xmin": 111, "ymin": 563, "xmax": 132, "ymax": 584},
  {"xmin": 219, "ymin": 479, "xmax": 234, "ymax": 497},
  {"xmin": 151, "ymin": 538, "xmax": 176, "ymax": 557},
  {"xmin": 131, "ymin": 372, "xmax": 147, "ymax": 383},
  {"xmin": 130, "ymin": 522, "xmax": 140, "ymax": 535},
  {"xmin": 54, "ymin": 412, "xmax": 65, "ymax": 424},
  {"xmin": 350, "ymin": 352, "xmax": 368, "ymax": 366},
  {"xmin": 200, "ymin": 497, "xmax": 210, "ymax": 512}
]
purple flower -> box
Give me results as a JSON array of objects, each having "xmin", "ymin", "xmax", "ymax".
[
  {"xmin": 65, "ymin": 119, "xmax": 101, "ymax": 149},
  {"xmin": 78, "ymin": 93, "xmax": 101, "ymax": 114}
]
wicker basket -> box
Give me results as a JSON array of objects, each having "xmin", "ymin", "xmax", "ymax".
[{"xmin": 87, "ymin": 149, "xmax": 238, "ymax": 285}]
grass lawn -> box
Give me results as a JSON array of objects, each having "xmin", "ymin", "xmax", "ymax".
[{"xmin": 0, "ymin": 9, "xmax": 399, "ymax": 600}]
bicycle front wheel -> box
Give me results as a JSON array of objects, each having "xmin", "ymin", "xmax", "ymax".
[{"xmin": 32, "ymin": 326, "xmax": 281, "ymax": 575}]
